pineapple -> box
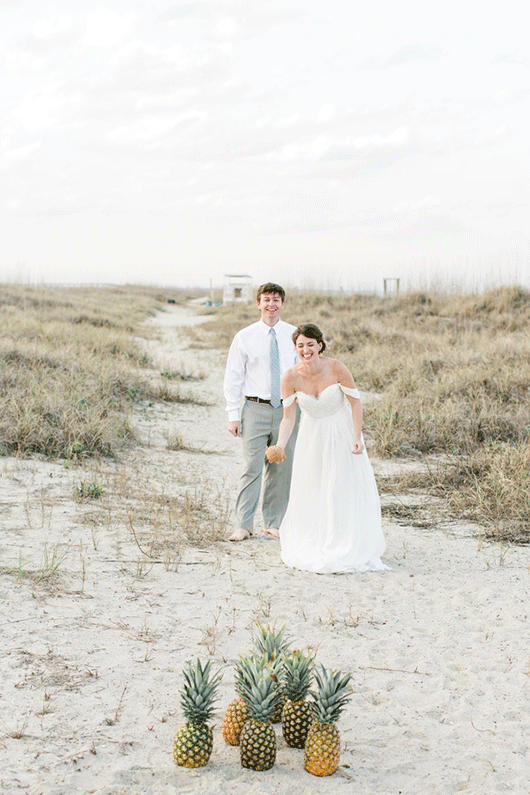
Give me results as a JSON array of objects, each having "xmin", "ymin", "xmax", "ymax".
[
  {"xmin": 173, "ymin": 658, "xmax": 221, "ymax": 768},
  {"xmin": 221, "ymin": 697, "xmax": 248, "ymax": 746},
  {"xmin": 304, "ymin": 664, "xmax": 352, "ymax": 777},
  {"xmin": 281, "ymin": 650, "xmax": 314, "ymax": 748},
  {"xmin": 238, "ymin": 655, "xmax": 282, "ymax": 771},
  {"xmin": 221, "ymin": 655, "xmax": 258, "ymax": 745},
  {"xmin": 253, "ymin": 622, "xmax": 291, "ymax": 722}
]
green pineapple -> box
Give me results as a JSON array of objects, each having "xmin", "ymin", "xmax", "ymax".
[
  {"xmin": 281, "ymin": 650, "xmax": 314, "ymax": 748},
  {"xmin": 304, "ymin": 664, "xmax": 352, "ymax": 777},
  {"xmin": 238, "ymin": 655, "xmax": 282, "ymax": 771},
  {"xmin": 173, "ymin": 659, "xmax": 221, "ymax": 768},
  {"xmin": 253, "ymin": 622, "xmax": 291, "ymax": 722}
]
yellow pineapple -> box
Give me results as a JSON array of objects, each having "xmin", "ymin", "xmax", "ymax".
[
  {"xmin": 281, "ymin": 650, "xmax": 314, "ymax": 748},
  {"xmin": 304, "ymin": 664, "xmax": 352, "ymax": 777},
  {"xmin": 221, "ymin": 655, "xmax": 258, "ymax": 745},
  {"xmin": 238, "ymin": 655, "xmax": 282, "ymax": 771},
  {"xmin": 173, "ymin": 659, "xmax": 221, "ymax": 768},
  {"xmin": 221, "ymin": 696, "xmax": 248, "ymax": 746}
]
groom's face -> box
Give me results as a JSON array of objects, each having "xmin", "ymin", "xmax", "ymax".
[{"xmin": 257, "ymin": 292, "xmax": 284, "ymax": 325}]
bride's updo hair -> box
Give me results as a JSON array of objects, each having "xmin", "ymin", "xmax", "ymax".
[{"xmin": 292, "ymin": 323, "xmax": 326, "ymax": 352}]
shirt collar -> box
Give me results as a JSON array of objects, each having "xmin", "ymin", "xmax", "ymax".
[{"xmin": 258, "ymin": 318, "xmax": 282, "ymax": 334}]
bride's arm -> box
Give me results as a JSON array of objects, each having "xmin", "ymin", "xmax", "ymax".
[
  {"xmin": 348, "ymin": 396, "xmax": 364, "ymax": 454},
  {"xmin": 334, "ymin": 360, "xmax": 364, "ymax": 454},
  {"xmin": 275, "ymin": 400, "xmax": 297, "ymax": 450},
  {"xmin": 266, "ymin": 372, "xmax": 297, "ymax": 463}
]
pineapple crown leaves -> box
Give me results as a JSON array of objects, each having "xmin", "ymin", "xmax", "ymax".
[
  {"xmin": 233, "ymin": 653, "xmax": 269, "ymax": 700},
  {"xmin": 252, "ymin": 622, "xmax": 291, "ymax": 675},
  {"xmin": 179, "ymin": 658, "xmax": 222, "ymax": 725},
  {"xmin": 280, "ymin": 649, "xmax": 314, "ymax": 701},
  {"xmin": 236, "ymin": 655, "xmax": 283, "ymax": 723},
  {"xmin": 309, "ymin": 664, "xmax": 353, "ymax": 726}
]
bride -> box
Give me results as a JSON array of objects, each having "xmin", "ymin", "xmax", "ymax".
[{"xmin": 266, "ymin": 323, "xmax": 389, "ymax": 574}]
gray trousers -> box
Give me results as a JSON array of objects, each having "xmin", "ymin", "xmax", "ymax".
[{"xmin": 235, "ymin": 399, "xmax": 299, "ymax": 532}]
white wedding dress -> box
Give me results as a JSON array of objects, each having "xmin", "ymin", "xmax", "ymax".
[{"xmin": 279, "ymin": 383, "xmax": 389, "ymax": 574}]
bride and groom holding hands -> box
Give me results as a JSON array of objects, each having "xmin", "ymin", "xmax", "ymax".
[{"xmin": 223, "ymin": 282, "xmax": 388, "ymax": 574}]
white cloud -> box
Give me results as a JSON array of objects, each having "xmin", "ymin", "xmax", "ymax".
[
  {"xmin": 3, "ymin": 140, "xmax": 41, "ymax": 167},
  {"xmin": 85, "ymin": 8, "xmax": 136, "ymax": 48},
  {"xmin": 270, "ymin": 113, "xmax": 301, "ymax": 129},
  {"xmin": 473, "ymin": 125, "xmax": 509, "ymax": 147},
  {"xmin": 318, "ymin": 128, "xmax": 413, "ymax": 167},
  {"xmin": 394, "ymin": 196, "xmax": 443, "ymax": 213},
  {"xmin": 317, "ymin": 104, "xmax": 334, "ymax": 123},
  {"xmin": 384, "ymin": 45, "xmax": 444, "ymax": 67},
  {"xmin": 107, "ymin": 110, "xmax": 207, "ymax": 143},
  {"xmin": 354, "ymin": 127, "xmax": 410, "ymax": 148},
  {"xmin": 107, "ymin": 39, "xmax": 214, "ymax": 75},
  {"xmin": 32, "ymin": 16, "xmax": 73, "ymax": 40},
  {"xmin": 12, "ymin": 93, "xmax": 65, "ymax": 132},
  {"xmin": 158, "ymin": 4, "xmax": 198, "ymax": 23},
  {"xmin": 268, "ymin": 135, "xmax": 333, "ymax": 162},
  {"xmin": 213, "ymin": 18, "xmax": 237, "ymax": 38}
]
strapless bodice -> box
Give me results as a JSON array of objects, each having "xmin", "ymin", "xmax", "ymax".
[{"xmin": 283, "ymin": 383, "xmax": 360, "ymax": 420}]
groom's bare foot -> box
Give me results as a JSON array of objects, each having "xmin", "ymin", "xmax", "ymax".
[
  {"xmin": 228, "ymin": 528, "xmax": 250, "ymax": 542},
  {"xmin": 263, "ymin": 527, "xmax": 280, "ymax": 539}
]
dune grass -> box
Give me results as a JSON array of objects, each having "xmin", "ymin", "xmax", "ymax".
[
  {"xmin": 202, "ymin": 285, "xmax": 530, "ymax": 543},
  {"xmin": 3, "ymin": 282, "xmax": 528, "ymax": 544},
  {"xmin": 0, "ymin": 284, "xmax": 204, "ymax": 459}
]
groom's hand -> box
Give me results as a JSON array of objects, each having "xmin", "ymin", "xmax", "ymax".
[{"xmin": 228, "ymin": 420, "xmax": 241, "ymax": 437}]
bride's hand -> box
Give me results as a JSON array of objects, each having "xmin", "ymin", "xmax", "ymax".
[
  {"xmin": 352, "ymin": 440, "xmax": 364, "ymax": 455},
  {"xmin": 266, "ymin": 445, "xmax": 286, "ymax": 463}
]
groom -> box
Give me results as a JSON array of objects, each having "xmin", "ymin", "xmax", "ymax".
[{"xmin": 224, "ymin": 282, "xmax": 299, "ymax": 541}]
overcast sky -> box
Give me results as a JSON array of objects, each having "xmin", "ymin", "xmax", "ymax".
[{"xmin": 2, "ymin": 0, "xmax": 529, "ymax": 292}]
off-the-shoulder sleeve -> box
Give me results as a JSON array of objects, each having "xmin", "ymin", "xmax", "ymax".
[
  {"xmin": 282, "ymin": 393, "xmax": 298, "ymax": 407},
  {"xmin": 340, "ymin": 385, "xmax": 360, "ymax": 399}
]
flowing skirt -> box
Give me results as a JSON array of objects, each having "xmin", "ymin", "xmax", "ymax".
[{"xmin": 280, "ymin": 397, "xmax": 389, "ymax": 574}]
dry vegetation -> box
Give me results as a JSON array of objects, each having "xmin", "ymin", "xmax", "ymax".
[
  {"xmin": 1, "ymin": 283, "xmax": 528, "ymax": 546},
  {"xmin": 0, "ymin": 284, "xmax": 203, "ymax": 459},
  {"xmin": 0, "ymin": 284, "xmax": 235, "ymax": 557},
  {"xmin": 201, "ymin": 285, "xmax": 530, "ymax": 544}
]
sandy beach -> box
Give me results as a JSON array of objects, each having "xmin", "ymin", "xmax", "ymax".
[{"xmin": 1, "ymin": 304, "xmax": 529, "ymax": 794}]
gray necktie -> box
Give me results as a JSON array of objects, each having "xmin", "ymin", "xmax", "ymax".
[{"xmin": 269, "ymin": 327, "xmax": 281, "ymax": 408}]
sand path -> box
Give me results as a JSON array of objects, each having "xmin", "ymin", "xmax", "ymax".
[{"xmin": 1, "ymin": 304, "xmax": 529, "ymax": 794}]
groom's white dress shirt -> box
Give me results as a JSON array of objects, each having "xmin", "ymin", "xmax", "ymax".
[{"xmin": 224, "ymin": 318, "xmax": 298, "ymax": 422}]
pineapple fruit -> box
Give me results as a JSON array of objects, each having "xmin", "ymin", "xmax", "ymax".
[
  {"xmin": 253, "ymin": 622, "xmax": 291, "ymax": 722},
  {"xmin": 221, "ymin": 655, "xmax": 257, "ymax": 745},
  {"xmin": 173, "ymin": 658, "xmax": 221, "ymax": 768},
  {"xmin": 221, "ymin": 696, "xmax": 248, "ymax": 746},
  {"xmin": 304, "ymin": 664, "xmax": 352, "ymax": 777},
  {"xmin": 281, "ymin": 650, "xmax": 314, "ymax": 748},
  {"xmin": 238, "ymin": 655, "xmax": 282, "ymax": 771}
]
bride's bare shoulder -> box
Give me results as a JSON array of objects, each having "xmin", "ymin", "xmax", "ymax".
[
  {"xmin": 331, "ymin": 358, "xmax": 355, "ymax": 385},
  {"xmin": 282, "ymin": 365, "xmax": 303, "ymax": 392}
]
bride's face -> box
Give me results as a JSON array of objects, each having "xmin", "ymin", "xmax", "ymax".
[{"xmin": 295, "ymin": 334, "xmax": 322, "ymax": 362}]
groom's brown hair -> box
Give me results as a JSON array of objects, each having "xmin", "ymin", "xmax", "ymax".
[{"xmin": 256, "ymin": 282, "xmax": 286, "ymax": 302}]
